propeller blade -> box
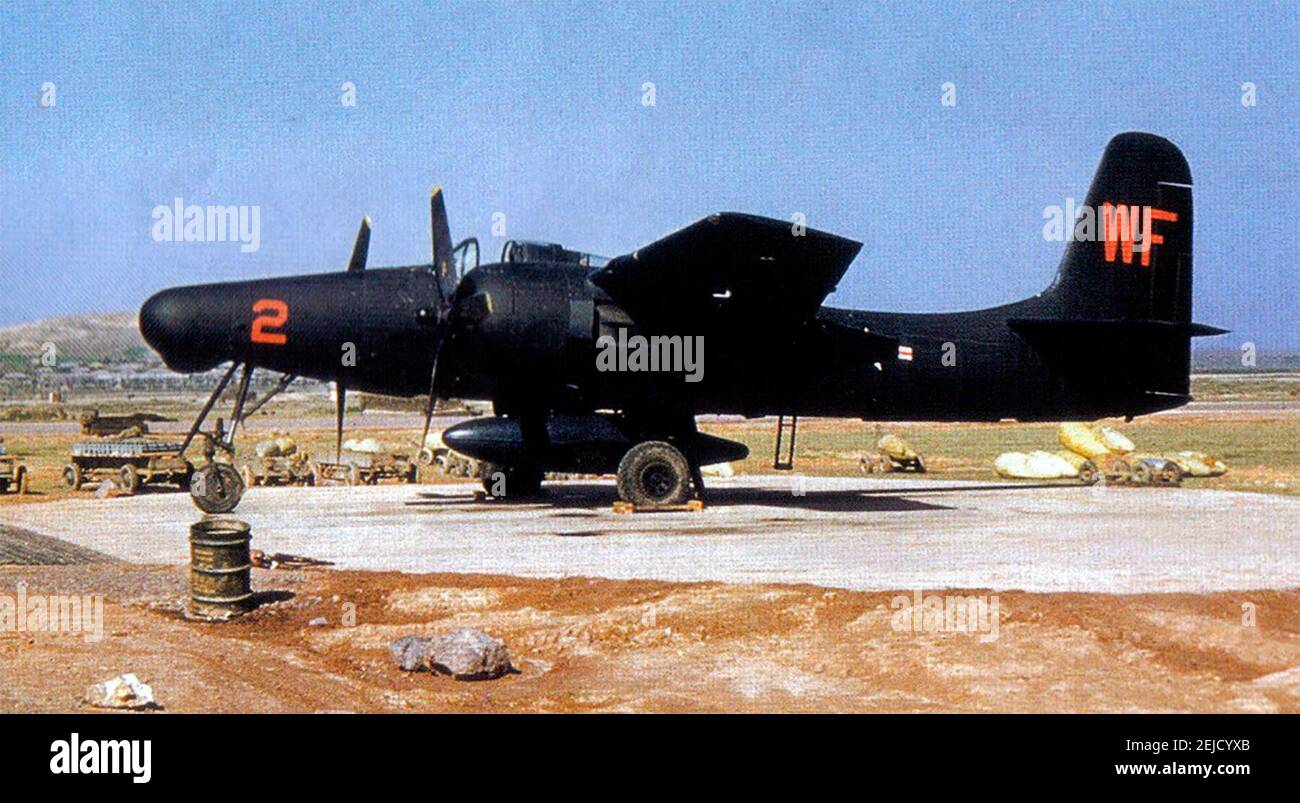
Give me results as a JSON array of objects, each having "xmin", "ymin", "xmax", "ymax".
[
  {"xmin": 419, "ymin": 342, "xmax": 442, "ymax": 450},
  {"xmin": 430, "ymin": 186, "xmax": 453, "ymax": 301},
  {"xmin": 334, "ymin": 382, "xmax": 346, "ymax": 462},
  {"xmin": 348, "ymin": 216, "xmax": 371, "ymax": 273}
]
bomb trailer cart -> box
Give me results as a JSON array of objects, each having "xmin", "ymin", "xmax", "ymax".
[
  {"xmin": 64, "ymin": 439, "xmax": 193, "ymax": 495},
  {"xmin": 0, "ymin": 448, "xmax": 28, "ymax": 495},
  {"xmin": 314, "ymin": 449, "xmax": 419, "ymax": 486}
]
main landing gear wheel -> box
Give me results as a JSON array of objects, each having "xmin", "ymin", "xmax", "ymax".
[
  {"xmin": 617, "ymin": 441, "xmax": 692, "ymax": 506},
  {"xmin": 190, "ymin": 463, "xmax": 244, "ymax": 514},
  {"xmin": 481, "ymin": 464, "xmax": 543, "ymax": 499}
]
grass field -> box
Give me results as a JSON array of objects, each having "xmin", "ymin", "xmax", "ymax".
[
  {"xmin": 2, "ymin": 407, "xmax": 1297, "ymax": 505},
  {"xmin": 712, "ymin": 413, "xmax": 1300, "ymax": 493},
  {"xmin": 1190, "ymin": 374, "xmax": 1300, "ymax": 401},
  {"xmin": 704, "ymin": 415, "xmax": 1299, "ymax": 497},
  {"xmin": 2, "ymin": 374, "xmax": 1298, "ymax": 502}
]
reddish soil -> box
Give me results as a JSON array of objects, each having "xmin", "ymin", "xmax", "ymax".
[{"xmin": 2, "ymin": 563, "xmax": 1298, "ymax": 713}]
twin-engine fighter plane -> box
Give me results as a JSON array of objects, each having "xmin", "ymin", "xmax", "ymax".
[{"xmin": 140, "ymin": 132, "xmax": 1225, "ymax": 512}]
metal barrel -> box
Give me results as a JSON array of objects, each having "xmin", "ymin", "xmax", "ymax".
[{"xmin": 189, "ymin": 517, "xmax": 253, "ymax": 617}]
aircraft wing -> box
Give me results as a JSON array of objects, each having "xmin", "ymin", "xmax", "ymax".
[{"xmin": 591, "ymin": 213, "xmax": 862, "ymax": 331}]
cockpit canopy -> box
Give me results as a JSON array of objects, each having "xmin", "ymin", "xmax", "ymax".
[{"xmin": 500, "ymin": 240, "xmax": 608, "ymax": 268}]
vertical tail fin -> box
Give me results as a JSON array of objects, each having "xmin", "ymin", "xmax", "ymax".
[
  {"xmin": 1043, "ymin": 132, "xmax": 1193, "ymax": 323},
  {"xmin": 1014, "ymin": 133, "xmax": 1226, "ymax": 413}
]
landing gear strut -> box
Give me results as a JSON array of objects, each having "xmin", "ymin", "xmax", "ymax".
[{"xmin": 178, "ymin": 363, "xmax": 296, "ymax": 515}]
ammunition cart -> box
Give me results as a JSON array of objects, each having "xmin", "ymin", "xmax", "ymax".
[{"xmin": 64, "ymin": 439, "xmax": 192, "ymax": 494}]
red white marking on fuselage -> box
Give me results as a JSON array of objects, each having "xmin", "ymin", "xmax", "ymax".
[{"xmin": 898, "ymin": 346, "xmax": 913, "ymax": 361}]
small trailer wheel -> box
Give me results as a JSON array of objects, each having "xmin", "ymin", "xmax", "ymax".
[
  {"xmin": 63, "ymin": 463, "xmax": 83, "ymax": 490},
  {"xmin": 119, "ymin": 464, "xmax": 141, "ymax": 495}
]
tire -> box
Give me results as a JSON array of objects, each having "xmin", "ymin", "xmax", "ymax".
[
  {"xmin": 1160, "ymin": 464, "xmax": 1182, "ymax": 485},
  {"xmin": 1077, "ymin": 461, "xmax": 1100, "ymax": 486},
  {"xmin": 913, "ymin": 455, "xmax": 926, "ymax": 473},
  {"xmin": 1131, "ymin": 462, "xmax": 1152, "ymax": 485},
  {"xmin": 16, "ymin": 468, "xmax": 28, "ymax": 495},
  {"xmin": 481, "ymin": 464, "xmax": 543, "ymax": 499},
  {"xmin": 616, "ymin": 441, "xmax": 692, "ymax": 506},
  {"xmin": 63, "ymin": 463, "xmax": 83, "ymax": 490},
  {"xmin": 189, "ymin": 463, "xmax": 244, "ymax": 514},
  {"xmin": 120, "ymin": 464, "xmax": 141, "ymax": 495}
]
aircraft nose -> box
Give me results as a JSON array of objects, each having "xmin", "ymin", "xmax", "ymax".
[
  {"xmin": 139, "ymin": 289, "xmax": 178, "ymax": 357},
  {"xmin": 139, "ymin": 287, "xmax": 227, "ymax": 372}
]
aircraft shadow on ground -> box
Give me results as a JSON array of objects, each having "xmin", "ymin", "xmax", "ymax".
[{"xmin": 397, "ymin": 482, "xmax": 1027, "ymax": 513}]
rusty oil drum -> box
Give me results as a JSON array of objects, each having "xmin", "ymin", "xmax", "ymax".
[{"xmin": 189, "ymin": 517, "xmax": 253, "ymax": 617}]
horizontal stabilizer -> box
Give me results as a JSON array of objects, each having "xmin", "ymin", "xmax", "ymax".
[
  {"xmin": 1007, "ymin": 317, "xmax": 1226, "ymax": 403},
  {"xmin": 1008, "ymin": 318, "xmax": 1230, "ymax": 340}
]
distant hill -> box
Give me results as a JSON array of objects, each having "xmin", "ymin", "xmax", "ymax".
[{"xmin": 0, "ymin": 312, "xmax": 152, "ymax": 366}]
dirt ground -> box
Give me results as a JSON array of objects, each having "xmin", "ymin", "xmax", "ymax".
[{"xmin": 3, "ymin": 558, "xmax": 1298, "ymax": 713}]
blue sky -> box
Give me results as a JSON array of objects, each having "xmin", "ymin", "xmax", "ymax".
[{"xmin": 1, "ymin": 1, "xmax": 1297, "ymax": 348}]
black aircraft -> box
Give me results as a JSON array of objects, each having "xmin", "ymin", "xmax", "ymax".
[{"xmin": 140, "ymin": 132, "xmax": 1225, "ymax": 512}]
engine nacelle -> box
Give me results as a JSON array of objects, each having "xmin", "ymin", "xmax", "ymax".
[{"xmin": 443, "ymin": 263, "xmax": 597, "ymax": 405}]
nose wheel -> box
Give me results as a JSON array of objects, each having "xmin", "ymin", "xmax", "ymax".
[{"xmin": 190, "ymin": 463, "xmax": 245, "ymax": 514}]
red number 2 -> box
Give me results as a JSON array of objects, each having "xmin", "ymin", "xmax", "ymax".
[{"xmin": 251, "ymin": 298, "xmax": 288, "ymax": 345}]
